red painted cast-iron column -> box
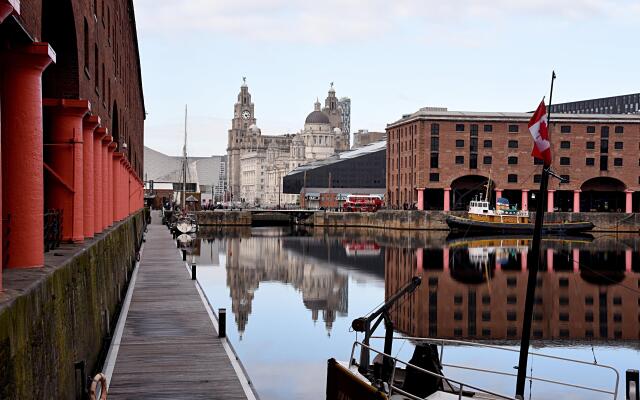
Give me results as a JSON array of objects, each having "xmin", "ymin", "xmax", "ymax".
[
  {"xmin": 101, "ymin": 134, "xmax": 112, "ymax": 229},
  {"xmin": 123, "ymin": 159, "xmax": 129, "ymax": 218},
  {"xmin": 1, "ymin": 43, "xmax": 55, "ymax": 268},
  {"xmin": 112, "ymin": 152, "xmax": 123, "ymax": 221},
  {"xmin": 93, "ymin": 127, "xmax": 107, "ymax": 234},
  {"xmin": 0, "ymin": 0, "xmax": 19, "ymax": 23},
  {"xmin": 43, "ymin": 98, "xmax": 90, "ymax": 242},
  {"xmin": 82, "ymin": 115, "xmax": 99, "ymax": 238},
  {"xmin": 107, "ymin": 142, "xmax": 117, "ymax": 226}
]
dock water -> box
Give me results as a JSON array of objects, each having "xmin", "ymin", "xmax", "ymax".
[{"xmin": 107, "ymin": 212, "xmax": 251, "ymax": 399}]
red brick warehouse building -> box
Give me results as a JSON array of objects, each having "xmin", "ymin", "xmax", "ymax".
[
  {"xmin": 0, "ymin": 0, "xmax": 145, "ymax": 270},
  {"xmin": 386, "ymin": 109, "xmax": 640, "ymax": 213}
]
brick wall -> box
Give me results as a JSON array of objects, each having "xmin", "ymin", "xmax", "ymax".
[{"xmin": 15, "ymin": 0, "xmax": 145, "ymax": 178}]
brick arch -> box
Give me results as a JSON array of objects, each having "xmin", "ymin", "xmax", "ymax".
[
  {"xmin": 41, "ymin": 0, "xmax": 79, "ymax": 99},
  {"xmin": 450, "ymin": 174, "xmax": 495, "ymax": 211},
  {"xmin": 579, "ymin": 176, "xmax": 627, "ymax": 192},
  {"xmin": 579, "ymin": 176, "xmax": 627, "ymax": 212}
]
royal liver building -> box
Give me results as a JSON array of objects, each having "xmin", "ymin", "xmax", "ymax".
[{"xmin": 226, "ymin": 79, "xmax": 350, "ymax": 206}]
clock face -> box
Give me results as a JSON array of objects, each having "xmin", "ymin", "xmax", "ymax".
[{"xmin": 242, "ymin": 110, "xmax": 251, "ymax": 120}]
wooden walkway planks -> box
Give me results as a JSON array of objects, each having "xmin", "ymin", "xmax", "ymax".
[{"xmin": 108, "ymin": 213, "xmax": 249, "ymax": 400}]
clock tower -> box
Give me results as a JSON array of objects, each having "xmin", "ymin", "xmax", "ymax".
[{"xmin": 227, "ymin": 78, "xmax": 257, "ymax": 201}]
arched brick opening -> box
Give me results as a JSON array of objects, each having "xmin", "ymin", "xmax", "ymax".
[
  {"xmin": 450, "ymin": 175, "xmax": 493, "ymax": 211},
  {"xmin": 579, "ymin": 177, "xmax": 626, "ymax": 212},
  {"xmin": 41, "ymin": 0, "xmax": 79, "ymax": 99}
]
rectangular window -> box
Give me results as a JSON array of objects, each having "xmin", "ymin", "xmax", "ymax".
[
  {"xmin": 94, "ymin": 45, "xmax": 99, "ymax": 93},
  {"xmin": 560, "ymin": 141, "xmax": 570, "ymax": 149},
  {"xmin": 601, "ymin": 126, "xmax": 609, "ymax": 137},
  {"xmin": 431, "ymin": 123, "xmax": 440, "ymax": 135},
  {"xmin": 559, "ymin": 157, "xmax": 570, "ymax": 165},
  {"xmin": 430, "ymin": 153, "xmax": 438, "ymax": 168},
  {"xmin": 508, "ymin": 174, "xmax": 517, "ymax": 183},
  {"xmin": 484, "ymin": 124, "xmax": 493, "ymax": 132},
  {"xmin": 508, "ymin": 124, "xmax": 519, "ymax": 133},
  {"xmin": 470, "ymin": 137, "xmax": 478, "ymax": 152},
  {"xmin": 600, "ymin": 155, "xmax": 608, "ymax": 171},
  {"xmin": 614, "ymin": 158, "xmax": 623, "ymax": 166},
  {"xmin": 430, "ymin": 136, "xmax": 439, "ymax": 151},
  {"xmin": 560, "ymin": 125, "xmax": 571, "ymax": 133},
  {"xmin": 587, "ymin": 126, "xmax": 595, "ymax": 134},
  {"xmin": 470, "ymin": 124, "xmax": 478, "ymax": 136},
  {"xmin": 586, "ymin": 157, "xmax": 595, "ymax": 166},
  {"xmin": 614, "ymin": 141, "xmax": 623, "ymax": 150},
  {"xmin": 455, "ymin": 155, "xmax": 464, "ymax": 164},
  {"xmin": 586, "ymin": 141, "xmax": 595, "ymax": 150},
  {"xmin": 84, "ymin": 19, "xmax": 89, "ymax": 72},
  {"xmin": 429, "ymin": 173, "xmax": 439, "ymax": 182},
  {"xmin": 455, "ymin": 139, "xmax": 464, "ymax": 148},
  {"xmin": 561, "ymin": 175, "xmax": 570, "ymax": 183},
  {"xmin": 534, "ymin": 174, "xmax": 541, "ymax": 183},
  {"xmin": 508, "ymin": 156, "xmax": 518, "ymax": 165},
  {"xmin": 483, "ymin": 140, "xmax": 492, "ymax": 148},
  {"xmin": 483, "ymin": 156, "xmax": 492, "ymax": 164},
  {"xmin": 455, "ymin": 124, "xmax": 465, "ymax": 132},
  {"xmin": 615, "ymin": 126, "xmax": 624, "ymax": 134},
  {"xmin": 508, "ymin": 140, "xmax": 518, "ymax": 148},
  {"xmin": 469, "ymin": 153, "xmax": 477, "ymax": 169},
  {"xmin": 534, "ymin": 158, "xmax": 543, "ymax": 165},
  {"xmin": 600, "ymin": 139, "xmax": 608, "ymax": 153}
]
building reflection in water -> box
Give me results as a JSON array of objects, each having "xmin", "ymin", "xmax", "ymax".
[
  {"xmin": 223, "ymin": 229, "xmax": 387, "ymax": 335},
  {"xmin": 387, "ymin": 235, "xmax": 640, "ymax": 342}
]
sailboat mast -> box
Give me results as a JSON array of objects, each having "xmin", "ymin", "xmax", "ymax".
[{"xmin": 183, "ymin": 104, "xmax": 187, "ymax": 208}]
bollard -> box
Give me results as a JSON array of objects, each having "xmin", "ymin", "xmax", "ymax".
[
  {"xmin": 182, "ymin": 249, "xmax": 186, "ymax": 261},
  {"xmin": 191, "ymin": 263, "xmax": 196, "ymax": 280},
  {"xmin": 219, "ymin": 308, "xmax": 226, "ymax": 338},
  {"xmin": 627, "ymin": 370, "xmax": 639, "ymax": 400}
]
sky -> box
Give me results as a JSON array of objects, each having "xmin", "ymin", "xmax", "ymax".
[{"xmin": 133, "ymin": 0, "xmax": 640, "ymax": 157}]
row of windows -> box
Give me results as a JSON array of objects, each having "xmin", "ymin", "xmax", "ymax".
[
  {"xmin": 447, "ymin": 139, "xmax": 627, "ymax": 151},
  {"xmin": 432, "ymin": 123, "xmax": 626, "ymax": 135}
]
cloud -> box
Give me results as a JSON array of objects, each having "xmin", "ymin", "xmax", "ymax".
[{"xmin": 133, "ymin": 0, "xmax": 639, "ymax": 44}]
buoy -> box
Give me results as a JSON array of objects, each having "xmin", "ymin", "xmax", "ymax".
[{"xmin": 89, "ymin": 373, "xmax": 108, "ymax": 400}]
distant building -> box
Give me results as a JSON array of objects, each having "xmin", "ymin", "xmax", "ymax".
[
  {"xmin": 226, "ymin": 79, "xmax": 351, "ymax": 206},
  {"xmin": 550, "ymin": 93, "xmax": 640, "ymax": 115},
  {"xmin": 338, "ymin": 97, "xmax": 351, "ymax": 135},
  {"xmin": 353, "ymin": 129, "xmax": 386, "ymax": 149},
  {"xmin": 283, "ymin": 140, "xmax": 386, "ymax": 208},
  {"xmin": 386, "ymin": 108, "xmax": 640, "ymax": 212},
  {"xmin": 144, "ymin": 146, "xmax": 227, "ymax": 206}
]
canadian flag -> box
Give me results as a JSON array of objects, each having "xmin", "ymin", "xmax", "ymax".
[{"xmin": 528, "ymin": 100, "xmax": 551, "ymax": 166}]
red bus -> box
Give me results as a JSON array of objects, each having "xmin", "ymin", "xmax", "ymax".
[{"xmin": 342, "ymin": 195, "xmax": 384, "ymax": 212}]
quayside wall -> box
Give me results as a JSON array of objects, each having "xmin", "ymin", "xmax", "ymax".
[
  {"xmin": 0, "ymin": 211, "xmax": 145, "ymax": 399},
  {"xmin": 312, "ymin": 211, "xmax": 640, "ymax": 233}
]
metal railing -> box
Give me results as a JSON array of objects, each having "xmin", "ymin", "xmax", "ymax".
[
  {"xmin": 361, "ymin": 336, "xmax": 619, "ymax": 399},
  {"xmin": 350, "ymin": 341, "xmax": 516, "ymax": 400},
  {"xmin": 44, "ymin": 209, "xmax": 63, "ymax": 252}
]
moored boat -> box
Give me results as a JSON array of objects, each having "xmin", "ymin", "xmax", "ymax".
[{"xmin": 446, "ymin": 195, "xmax": 593, "ymax": 235}]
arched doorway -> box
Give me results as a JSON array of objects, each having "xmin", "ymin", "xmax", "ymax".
[
  {"xmin": 580, "ymin": 177, "xmax": 626, "ymax": 212},
  {"xmin": 450, "ymin": 175, "xmax": 492, "ymax": 211},
  {"xmin": 41, "ymin": 0, "xmax": 79, "ymax": 99}
]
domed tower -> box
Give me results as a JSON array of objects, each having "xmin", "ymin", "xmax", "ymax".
[
  {"xmin": 322, "ymin": 82, "xmax": 350, "ymax": 151},
  {"xmin": 302, "ymin": 100, "xmax": 334, "ymax": 161},
  {"xmin": 227, "ymin": 77, "xmax": 257, "ymax": 201}
]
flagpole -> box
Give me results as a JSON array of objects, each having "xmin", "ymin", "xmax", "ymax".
[{"xmin": 515, "ymin": 70, "xmax": 556, "ymax": 399}]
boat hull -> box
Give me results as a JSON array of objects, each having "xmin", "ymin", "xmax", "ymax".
[{"xmin": 446, "ymin": 215, "xmax": 594, "ymax": 235}]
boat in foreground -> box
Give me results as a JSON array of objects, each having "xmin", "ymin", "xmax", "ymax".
[
  {"xmin": 326, "ymin": 277, "xmax": 623, "ymax": 400},
  {"xmin": 446, "ymin": 196, "xmax": 593, "ymax": 235}
]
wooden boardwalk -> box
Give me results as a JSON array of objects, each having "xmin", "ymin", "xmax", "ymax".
[{"xmin": 108, "ymin": 213, "xmax": 250, "ymax": 399}]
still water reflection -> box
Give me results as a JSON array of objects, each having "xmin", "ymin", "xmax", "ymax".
[{"xmin": 191, "ymin": 227, "xmax": 640, "ymax": 399}]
